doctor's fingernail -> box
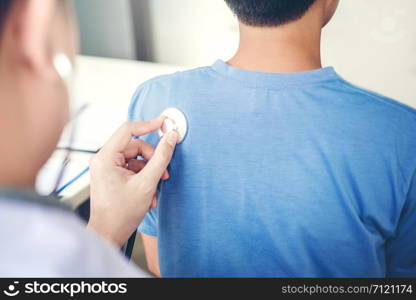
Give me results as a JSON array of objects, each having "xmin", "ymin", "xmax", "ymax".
[{"xmin": 166, "ymin": 131, "xmax": 179, "ymax": 147}]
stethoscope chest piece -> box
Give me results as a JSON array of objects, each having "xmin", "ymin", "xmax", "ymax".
[{"xmin": 158, "ymin": 107, "xmax": 188, "ymax": 144}]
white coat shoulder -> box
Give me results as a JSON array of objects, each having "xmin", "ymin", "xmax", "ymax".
[{"xmin": 0, "ymin": 198, "xmax": 148, "ymax": 278}]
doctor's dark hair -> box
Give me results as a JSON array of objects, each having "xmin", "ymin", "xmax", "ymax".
[
  {"xmin": 0, "ymin": 0, "xmax": 12, "ymax": 36},
  {"xmin": 224, "ymin": 0, "xmax": 317, "ymax": 27}
]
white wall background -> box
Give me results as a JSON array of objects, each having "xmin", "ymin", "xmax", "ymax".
[
  {"xmin": 322, "ymin": 0, "xmax": 416, "ymax": 108},
  {"xmin": 75, "ymin": 0, "xmax": 137, "ymax": 59},
  {"xmin": 148, "ymin": 0, "xmax": 239, "ymax": 66},
  {"xmin": 148, "ymin": 0, "xmax": 416, "ymax": 108}
]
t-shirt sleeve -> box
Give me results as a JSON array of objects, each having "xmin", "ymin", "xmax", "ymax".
[
  {"xmin": 385, "ymin": 112, "xmax": 416, "ymax": 277},
  {"xmin": 385, "ymin": 172, "xmax": 416, "ymax": 277},
  {"xmin": 128, "ymin": 83, "xmax": 159, "ymax": 237},
  {"xmin": 138, "ymin": 208, "xmax": 158, "ymax": 237},
  {"xmin": 128, "ymin": 84, "xmax": 147, "ymax": 122}
]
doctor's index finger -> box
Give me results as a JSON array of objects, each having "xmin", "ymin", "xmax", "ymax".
[
  {"xmin": 101, "ymin": 117, "xmax": 165, "ymax": 154},
  {"xmin": 134, "ymin": 131, "xmax": 178, "ymax": 184}
]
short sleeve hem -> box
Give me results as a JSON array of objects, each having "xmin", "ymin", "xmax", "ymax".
[{"xmin": 138, "ymin": 223, "xmax": 158, "ymax": 237}]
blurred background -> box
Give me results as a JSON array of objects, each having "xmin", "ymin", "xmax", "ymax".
[
  {"xmin": 37, "ymin": 0, "xmax": 416, "ymax": 273},
  {"xmin": 74, "ymin": 0, "xmax": 416, "ymax": 107}
]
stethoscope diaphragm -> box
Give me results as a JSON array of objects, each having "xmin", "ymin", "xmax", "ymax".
[{"xmin": 158, "ymin": 107, "xmax": 188, "ymax": 144}]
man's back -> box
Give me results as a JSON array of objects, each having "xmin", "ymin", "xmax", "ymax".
[{"xmin": 130, "ymin": 60, "xmax": 416, "ymax": 277}]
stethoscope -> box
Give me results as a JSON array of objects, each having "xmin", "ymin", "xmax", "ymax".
[
  {"xmin": 51, "ymin": 51, "xmax": 191, "ymax": 259},
  {"xmin": 124, "ymin": 107, "xmax": 188, "ymax": 258},
  {"xmin": 54, "ymin": 107, "xmax": 188, "ymax": 259},
  {"xmin": 158, "ymin": 107, "xmax": 188, "ymax": 142}
]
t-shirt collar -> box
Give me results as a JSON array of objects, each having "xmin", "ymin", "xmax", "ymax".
[{"xmin": 211, "ymin": 60, "xmax": 339, "ymax": 88}]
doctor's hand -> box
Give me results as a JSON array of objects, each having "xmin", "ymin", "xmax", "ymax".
[{"xmin": 87, "ymin": 118, "xmax": 178, "ymax": 247}]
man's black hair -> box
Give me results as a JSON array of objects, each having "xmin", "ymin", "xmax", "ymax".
[
  {"xmin": 224, "ymin": 0, "xmax": 317, "ymax": 27},
  {"xmin": 0, "ymin": 0, "xmax": 12, "ymax": 36},
  {"xmin": 0, "ymin": 0, "xmax": 12, "ymax": 33}
]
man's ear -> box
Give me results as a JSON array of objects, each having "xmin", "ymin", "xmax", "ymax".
[
  {"xmin": 322, "ymin": 0, "xmax": 339, "ymax": 27},
  {"xmin": 3, "ymin": 0, "xmax": 56, "ymax": 73}
]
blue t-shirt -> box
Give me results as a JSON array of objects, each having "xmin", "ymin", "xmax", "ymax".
[{"xmin": 129, "ymin": 60, "xmax": 416, "ymax": 278}]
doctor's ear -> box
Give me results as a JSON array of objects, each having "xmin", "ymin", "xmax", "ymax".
[{"xmin": 2, "ymin": 0, "xmax": 72, "ymax": 77}]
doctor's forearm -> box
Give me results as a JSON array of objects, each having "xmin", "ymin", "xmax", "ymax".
[{"xmin": 86, "ymin": 218, "xmax": 126, "ymax": 248}]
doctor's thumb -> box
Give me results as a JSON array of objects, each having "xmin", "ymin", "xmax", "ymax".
[{"xmin": 140, "ymin": 131, "xmax": 179, "ymax": 183}]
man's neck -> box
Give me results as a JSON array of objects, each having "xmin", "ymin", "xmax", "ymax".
[{"xmin": 228, "ymin": 21, "xmax": 323, "ymax": 73}]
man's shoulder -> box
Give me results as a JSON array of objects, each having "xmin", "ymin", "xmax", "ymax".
[
  {"xmin": 128, "ymin": 65, "xmax": 216, "ymax": 121},
  {"xmin": 138, "ymin": 65, "xmax": 214, "ymax": 91},
  {"xmin": 333, "ymin": 79, "xmax": 416, "ymax": 180},
  {"xmin": 334, "ymin": 77, "xmax": 416, "ymax": 122}
]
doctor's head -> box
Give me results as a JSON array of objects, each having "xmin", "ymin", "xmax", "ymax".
[
  {"xmin": 0, "ymin": 0, "xmax": 78, "ymax": 187},
  {"xmin": 224, "ymin": 0, "xmax": 339, "ymax": 28}
]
